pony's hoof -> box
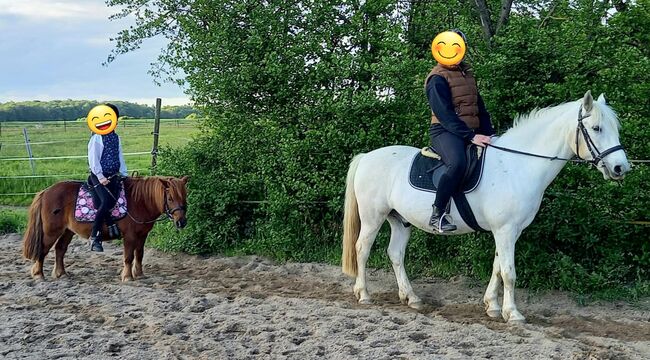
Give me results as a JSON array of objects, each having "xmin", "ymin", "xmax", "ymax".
[
  {"xmin": 358, "ymin": 299, "xmax": 373, "ymax": 305},
  {"xmin": 52, "ymin": 271, "xmax": 67, "ymax": 279},
  {"xmin": 32, "ymin": 274, "xmax": 45, "ymax": 281},
  {"xmin": 408, "ymin": 301, "xmax": 424, "ymax": 310},
  {"xmin": 486, "ymin": 309, "xmax": 501, "ymax": 318},
  {"xmin": 121, "ymin": 276, "xmax": 133, "ymax": 282}
]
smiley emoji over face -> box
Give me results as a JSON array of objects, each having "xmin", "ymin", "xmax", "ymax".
[
  {"xmin": 431, "ymin": 31, "xmax": 466, "ymax": 66},
  {"xmin": 87, "ymin": 105, "xmax": 118, "ymax": 135}
]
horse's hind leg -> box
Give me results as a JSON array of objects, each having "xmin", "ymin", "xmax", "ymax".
[
  {"xmin": 353, "ymin": 210, "xmax": 385, "ymax": 305},
  {"xmin": 386, "ymin": 216, "xmax": 422, "ymax": 310},
  {"xmin": 483, "ymin": 251, "xmax": 502, "ymax": 318},
  {"xmin": 52, "ymin": 230, "xmax": 74, "ymax": 279},
  {"xmin": 31, "ymin": 233, "xmax": 60, "ymax": 280}
]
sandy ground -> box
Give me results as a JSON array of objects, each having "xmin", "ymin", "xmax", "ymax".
[{"xmin": 0, "ymin": 233, "xmax": 648, "ymax": 360}]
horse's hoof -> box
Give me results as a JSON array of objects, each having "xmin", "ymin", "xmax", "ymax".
[
  {"xmin": 408, "ymin": 301, "xmax": 424, "ymax": 310},
  {"xmin": 358, "ymin": 299, "xmax": 373, "ymax": 305},
  {"xmin": 504, "ymin": 310, "xmax": 526, "ymax": 323},
  {"xmin": 486, "ymin": 308, "xmax": 501, "ymax": 318},
  {"xmin": 32, "ymin": 274, "xmax": 45, "ymax": 281}
]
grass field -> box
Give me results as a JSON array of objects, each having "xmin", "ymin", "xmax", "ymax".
[{"xmin": 0, "ymin": 119, "xmax": 198, "ymax": 206}]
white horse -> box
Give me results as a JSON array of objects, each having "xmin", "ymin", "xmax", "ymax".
[{"xmin": 341, "ymin": 91, "xmax": 630, "ymax": 323}]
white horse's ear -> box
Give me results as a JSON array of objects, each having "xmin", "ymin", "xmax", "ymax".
[
  {"xmin": 597, "ymin": 93, "xmax": 606, "ymax": 104},
  {"xmin": 582, "ymin": 90, "xmax": 593, "ymax": 112}
]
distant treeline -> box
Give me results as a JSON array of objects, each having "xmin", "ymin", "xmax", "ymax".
[{"xmin": 0, "ymin": 100, "xmax": 197, "ymax": 121}]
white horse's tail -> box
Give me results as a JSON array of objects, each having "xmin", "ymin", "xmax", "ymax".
[{"xmin": 342, "ymin": 153, "xmax": 364, "ymax": 277}]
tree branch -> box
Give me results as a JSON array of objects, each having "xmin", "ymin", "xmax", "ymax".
[
  {"xmin": 473, "ymin": 0, "xmax": 493, "ymax": 45},
  {"xmin": 495, "ymin": 0, "xmax": 513, "ymax": 34}
]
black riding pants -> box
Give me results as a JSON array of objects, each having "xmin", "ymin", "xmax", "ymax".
[
  {"xmin": 429, "ymin": 128, "xmax": 468, "ymax": 211},
  {"xmin": 88, "ymin": 173, "xmax": 121, "ymax": 237}
]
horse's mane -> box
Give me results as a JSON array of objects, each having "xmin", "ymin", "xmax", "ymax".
[
  {"xmin": 125, "ymin": 176, "xmax": 188, "ymax": 207},
  {"xmin": 503, "ymin": 100, "xmax": 619, "ymax": 138},
  {"xmin": 125, "ymin": 177, "xmax": 166, "ymax": 205}
]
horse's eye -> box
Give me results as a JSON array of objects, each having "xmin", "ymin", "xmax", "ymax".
[{"xmin": 592, "ymin": 126, "xmax": 601, "ymax": 132}]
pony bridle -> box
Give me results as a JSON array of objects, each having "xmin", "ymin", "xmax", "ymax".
[
  {"xmin": 575, "ymin": 107, "xmax": 625, "ymax": 166},
  {"xmin": 163, "ymin": 187, "xmax": 186, "ymax": 220}
]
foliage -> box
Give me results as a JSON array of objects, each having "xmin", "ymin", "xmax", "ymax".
[
  {"xmin": 113, "ymin": 0, "xmax": 649, "ymax": 297},
  {"xmin": 0, "ymin": 209, "xmax": 27, "ymax": 235},
  {"xmin": 0, "ymin": 100, "xmax": 197, "ymax": 121}
]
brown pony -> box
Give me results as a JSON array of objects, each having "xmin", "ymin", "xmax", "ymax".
[{"xmin": 22, "ymin": 176, "xmax": 188, "ymax": 281}]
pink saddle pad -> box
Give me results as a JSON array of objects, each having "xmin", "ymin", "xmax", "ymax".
[{"xmin": 74, "ymin": 184, "xmax": 127, "ymax": 223}]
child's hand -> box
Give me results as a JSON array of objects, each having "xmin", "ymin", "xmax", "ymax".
[{"xmin": 100, "ymin": 178, "xmax": 110, "ymax": 186}]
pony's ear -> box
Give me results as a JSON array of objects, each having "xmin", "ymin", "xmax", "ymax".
[
  {"xmin": 159, "ymin": 178, "xmax": 170, "ymax": 189},
  {"xmin": 597, "ymin": 93, "xmax": 606, "ymax": 104},
  {"xmin": 180, "ymin": 175, "xmax": 189, "ymax": 184},
  {"xmin": 582, "ymin": 90, "xmax": 594, "ymax": 112}
]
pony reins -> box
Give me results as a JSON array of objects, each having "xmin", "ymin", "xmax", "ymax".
[{"xmin": 487, "ymin": 107, "xmax": 625, "ymax": 165}]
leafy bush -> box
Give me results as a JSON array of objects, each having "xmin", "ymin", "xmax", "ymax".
[{"xmin": 117, "ymin": 0, "xmax": 649, "ymax": 297}]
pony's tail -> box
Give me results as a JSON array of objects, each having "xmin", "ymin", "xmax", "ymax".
[
  {"xmin": 22, "ymin": 191, "xmax": 44, "ymax": 261},
  {"xmin": 342, "ymin": 154, "xmax": 364, "ymax": 277}
]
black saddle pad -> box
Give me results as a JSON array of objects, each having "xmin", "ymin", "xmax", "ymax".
[{"xmin": 408, "ymin": 145, "xmax": 486, "ymax": 193}]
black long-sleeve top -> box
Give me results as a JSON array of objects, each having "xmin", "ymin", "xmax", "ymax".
[{"xmin": 426, "ymin": 75, "xmax": 495, "ymax": 141}]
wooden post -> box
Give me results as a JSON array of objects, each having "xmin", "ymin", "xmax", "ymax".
[
  {"xmin": 151, "ymin": 98, "xmax": 161, "ymax": 175},
  {"xmin": 22, "ymin": 127, "xmax": 35, "ymax": 175}
]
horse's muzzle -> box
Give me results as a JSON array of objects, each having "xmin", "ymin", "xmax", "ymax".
[{"xmin": 176, "ymin": 218, "xmax": 187, "ymax": 229}]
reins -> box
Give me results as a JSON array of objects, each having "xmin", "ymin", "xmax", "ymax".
[
  {"xmin": 98, "ymin": 176, "xmax": 182, "ymax": 225},
  {"xmin": 486, "ymin": 107, "xmax": 625, "ymax": 165}
]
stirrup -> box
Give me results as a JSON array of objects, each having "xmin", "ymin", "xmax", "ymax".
[{"xmin": 107, "ymin": 224, "xmax": 121, "ymax": 239}]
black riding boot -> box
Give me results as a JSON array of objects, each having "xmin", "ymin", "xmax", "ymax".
[
  {"xmin": 429, "ymin": 206, "xmax": 457, "ymax": 233},
  {"xmin": 90, "ymin": 231, "xmax": 104, "ymax": 252}
]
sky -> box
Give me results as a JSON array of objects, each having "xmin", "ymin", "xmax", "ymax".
[{"xmin": 0, "ymin": 0, "xmax": 190, "ymax": 106}]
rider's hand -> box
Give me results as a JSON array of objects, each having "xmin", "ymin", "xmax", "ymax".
[
  {"xmin": 100, "ymin": 178, "xmax": 110, "ymax": 186},
  {"xmin": 471, "ymin": 134, "xmax": 492, "ymax": 147}
]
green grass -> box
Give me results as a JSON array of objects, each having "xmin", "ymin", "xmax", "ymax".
[
  {"xmin": 0, "ymin": 208, "xmax": 27, "ymax": 234},
  {"xmin": 0, "ymin": 119, "xmax": 198, "ymax": 206}
]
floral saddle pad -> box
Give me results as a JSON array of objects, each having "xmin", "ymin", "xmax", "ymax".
[{"xmin": 74, "ymin": 183, "xmax": 127, "ymax": 223}]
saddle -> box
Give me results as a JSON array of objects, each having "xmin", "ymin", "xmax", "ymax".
[
  {"xmin": 408, "ymin": 145, "xmax": 487, "ymax": 232},
  {"xmin": 74, "ymin": 182, "xmax": 128, "ymax": 223}
]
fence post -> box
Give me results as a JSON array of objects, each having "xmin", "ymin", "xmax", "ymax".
[
  {"xmin": 151, "ymin": 98, "xmax": 161, "ymax": 175},
  {"xmin": 22, "ymin": 128, "xmax": 35, "ymax": 175}
]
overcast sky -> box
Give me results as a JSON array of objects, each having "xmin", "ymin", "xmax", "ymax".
[{"xmin": 0, "ymin": 0, "xmax": 190, "ymax": 106}]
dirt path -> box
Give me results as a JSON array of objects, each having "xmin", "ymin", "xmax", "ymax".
[{"xmin": 1, "ymin": 233, "xmax": 648, "ymax": 359}]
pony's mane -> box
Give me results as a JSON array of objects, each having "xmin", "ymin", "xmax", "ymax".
[
  {"xmin": 504, "ymin": 99, "xmax": 619, "ymax": 137},
  {"xmin": 125, "ymin": 176, "xmax": 187, "ymax": 206},
  {"xmin": 125, "ymin": 177, "xmax": 165, "ymax": 205}
]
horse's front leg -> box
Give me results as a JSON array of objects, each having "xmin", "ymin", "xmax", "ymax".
[
  {"xmin": 132, "ymin": 238, "xmax": 145, "ymax": 279},
  {"xmin": 387, "ymin": 217, "xmax": 422, "ymax": 309},
  {"xmin": 483, "ymin": 251, "xmax": 502, "ymax": 318},
  {"xmin": 121, "ymin": 236, "xmax": 135, "ymax": 282},
  {"xmin": 493, "ymin": 225, "xmax": 525, "ymax": 323}
]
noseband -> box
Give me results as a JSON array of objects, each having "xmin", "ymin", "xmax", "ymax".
[{"xmin": 575, "ymin": 107, "xmax": 625, "ymax": 166}]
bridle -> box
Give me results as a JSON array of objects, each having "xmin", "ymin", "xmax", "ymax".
[
  {"xmin": 163, "ymin": 187, "xmax": 187, "ymax": 220},
  {"xmin": 574, "ymin": 107, "xmax": 625, "ymax": 166},
  {"xmin": 488, "ymin": 106, "xmax": 625, "ymax": 166}
]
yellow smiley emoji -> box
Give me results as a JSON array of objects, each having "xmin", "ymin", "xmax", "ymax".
[
  {"xmin": 87, "ymin": 105, "xmax": 118, "ymax": 135},
  {"xmin": 431, "ymin": 31, "xmax": 466, "ymax": 66}
]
